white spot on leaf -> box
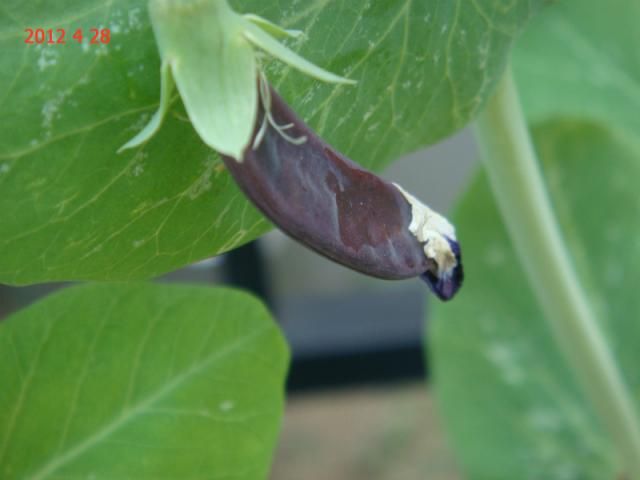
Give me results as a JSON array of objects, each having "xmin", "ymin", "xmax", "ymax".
[
  {"xmin": 132, "ymin": 164, "xmax": 144, "ymax": 176},
  {"xmin": 363, "ymin": 107, "xmax": 375, "ymax": 121},
  {"xmin": 110, "ymin": 21, "xmax": 122, "ymax": 34},
  {"xmin": 187, "ymin": 158, "xmax": 216, "ymax": 199},
  {"xmin": 128, "ymin": 7, "xmax": 142, "ymax": 30},
  {"xmin": 37, "ymin": 48, "xmax": 58, "ymax": 71},
  {"xmin": 218, "ymin": 400, "xmax": 234, "ymax": 412},
  {"xmin": 485, "ymin": 342, "xmax": 525, "ymax": 385},
  {"xmin": 94, "ymin": 43, "xmax": 109, "ymax": 57}
]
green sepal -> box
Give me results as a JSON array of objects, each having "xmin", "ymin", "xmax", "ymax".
[
  {"xmin": 121, "ymin": 0, "xmax": 355, "ymax": 161},
  {"xmin": 242, "ymin": 20, "xmax": 356, "ymax": 85},
  {"xmin": 118, "ymin": 59, "xmax": 174, "ymax": 153},
  {"xmin": 151, "ymin": 0, "xmax": 257, "ymax": 160},
  {"xmin": 244, "ymin": 13, "xmax": 304, "ymax": 40}
]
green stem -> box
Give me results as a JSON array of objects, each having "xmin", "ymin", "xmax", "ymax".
[{"xmin": 474, "ymin": 66, "xmax": 640, "ymax": 476}]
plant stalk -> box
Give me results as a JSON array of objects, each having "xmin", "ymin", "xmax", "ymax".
[{"xmin": 474, "ymin": 66, "xmax": 640, "ymax": 476}]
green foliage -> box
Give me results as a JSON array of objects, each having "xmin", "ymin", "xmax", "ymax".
[
  {"xmin": 5, "ymin": 0, "xmax": 612, "ymax": 478},
  {"xmin": 513, "ymin": 0, "xmax": 640, "ymax": 139},
  {"xmin": 0, "ymin": 283, "xmax": 288, "ymax": 479},
  {"xmin": 431, "ymin": 0, "xmax": 640, "ymax": 477},
  {"xmin": 432, "ymin": 120, "xmax": 640, "ymax": 478},
  {"xmin": 0, "ymin": 0, "xmax": 543, "ymax": 284}
]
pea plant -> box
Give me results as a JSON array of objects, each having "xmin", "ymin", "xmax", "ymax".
[{"xmin": 1, "ymin": 0, "xmax": 638, "ymax": 479}]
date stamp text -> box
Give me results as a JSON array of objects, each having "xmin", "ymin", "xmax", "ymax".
[{"xmin": 24, "ymin": 28, "xmax": 111, "ymax": 45}]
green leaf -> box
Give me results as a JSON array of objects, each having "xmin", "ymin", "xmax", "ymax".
[
  {"xmin": 513, "ymin": 0, "xmax": 640, "ymax": 139},
  {"xmin": 430, "ymin": 120, "xmax": 640, "ymax": 479},
  {"xmin": 0, "ymin": 283, "xmax": 288, "ymax": 480},
  {"xmin": 0, "ymin": 0, "xmax": 544, "ymax": 284}
]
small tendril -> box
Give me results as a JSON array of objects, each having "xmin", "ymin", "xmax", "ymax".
[{"xmin": 253, "ymin": 72, "xmax": 307, "ymax": 150}]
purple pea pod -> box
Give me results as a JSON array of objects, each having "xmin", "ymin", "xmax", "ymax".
[{"xmin": 221, "ymin": 85, "xmax": 463, "ymax": 300}]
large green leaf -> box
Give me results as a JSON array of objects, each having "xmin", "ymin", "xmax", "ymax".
[
  {"xmin": 0, "ymin": 0, "xmax": 544, "ymax": 284},
  {"xmin": 430, "ymin": 120, "xmax": 640, "ymax": 479},
  {"xmin": 0, "ymin": 283, "xmax": 288, "ymax": 479},
  {"xmin": 513, "ymin": 0, "xmax": 640, "ymax": 139}
]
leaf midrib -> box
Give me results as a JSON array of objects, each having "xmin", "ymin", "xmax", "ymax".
[{"xmin": 26, "ymin": 325, "xmax": 268, "ymax": 480}]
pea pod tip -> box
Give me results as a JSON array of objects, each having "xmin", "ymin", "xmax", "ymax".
[
  {"xmin": 420, "ymin": 236, "xmax": 463, "ymax": 301},
  {"xmin": 393, "ymin": 183, "xmax": 463, "ymax": 300}
]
